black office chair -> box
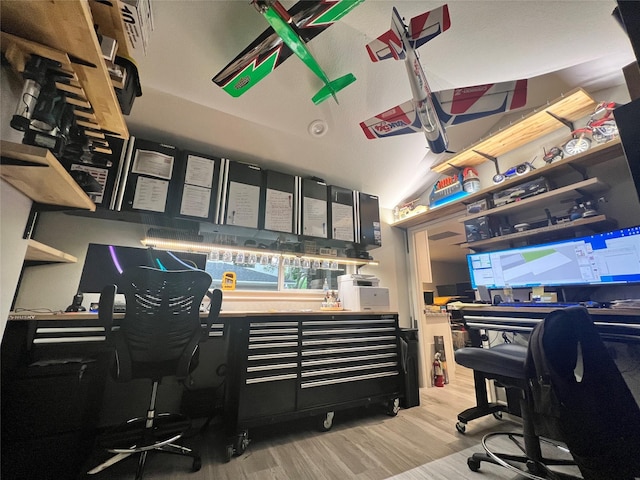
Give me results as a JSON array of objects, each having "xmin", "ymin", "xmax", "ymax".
[
  {"xmin": 88, "ymin": 266, "xmax": 222, "ymax": 479},
  {"xmin": 456, "ymin": 307, "xmax": 640, "ymax": 480}
]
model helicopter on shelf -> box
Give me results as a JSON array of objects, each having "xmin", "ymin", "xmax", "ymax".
[
  {"xmin": 212, "ymin": 0, "xmax": 364, "ymax": 105},
  {"xmin": 359, "ymin": 4, "xmax": 528, "ymax": 153}
]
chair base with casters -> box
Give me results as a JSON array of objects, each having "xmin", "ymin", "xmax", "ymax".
[
  {"xmin": 455, "ymin": 343, "xmax": 580, "ymax": 479},
  {"xmin": 87, "ymin": 268, "xmax": 223, "ymax": 479},
  {"xmin": 455, "ymin": 368, "xmax": 508, "ymax": 434},
  {"xmin": 87, "ymin": 381, "xmax": 201, "ymax": 479},
  {"xmin": 454, "ymin": 328, "xmax": 521, "ymax": 434}
]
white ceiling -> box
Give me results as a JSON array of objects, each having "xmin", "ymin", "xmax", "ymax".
[{"xmin": 124, "ymin": 0, "xmax": 635, "ymax": 261}]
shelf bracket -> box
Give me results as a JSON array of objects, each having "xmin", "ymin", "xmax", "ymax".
[
  {"xmin": 568, "ymin": 163, "xmax": 589, "ymax": 180},
  {"xmin": 545, "ymin": 111, "xmax": 575, "ymax": 132},
  {"xmin": 472, "ymin": 150, "xmax": 500, "ymax": 175},
  {"xmin": 23, "ymin": 206, "xmax": 38, "ymax": 240}
]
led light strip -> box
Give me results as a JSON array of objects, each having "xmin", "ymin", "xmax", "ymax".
[{"xmin": 141, "ymin": 237, "xmax": 379, "ymax": 266}]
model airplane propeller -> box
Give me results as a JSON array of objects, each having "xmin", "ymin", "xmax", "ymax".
[
  {"xmin": 360, "ymin": 5, "xmax": 528, "ymax": 153},
  {"xmin": 212, "ymin": 0, "xmax": 364, "ymax": 105}
]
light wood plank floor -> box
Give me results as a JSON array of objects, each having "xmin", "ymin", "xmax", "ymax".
[{"xmin": 84, "ymin": 367, "xmax": 521, "ymax": 479}]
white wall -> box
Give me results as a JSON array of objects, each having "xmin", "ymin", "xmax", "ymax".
[
  {"xmin": 1, "ymin": 62, "xmax": 410, "ymax": 325},
  {"xmin": 1, "ymin": 67, "xmax": 35, "ymax": 337},
  {"xmin": 14, "ymin": 209, "xmax": 411, "ymax": 317},
  {"xmin": 0, "ymin": 182, "xmax": 32, "ymax": 336}
]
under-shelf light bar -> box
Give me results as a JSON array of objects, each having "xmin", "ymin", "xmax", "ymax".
[{"xmin": 141, "ymin": 237, "xmax": 379, "ymax": 267}]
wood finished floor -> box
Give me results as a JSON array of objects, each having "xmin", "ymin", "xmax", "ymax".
[{"xmin": 84, "ymin": 367, "xmax": 521, "ymax": 479}]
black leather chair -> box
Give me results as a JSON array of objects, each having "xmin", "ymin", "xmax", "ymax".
[
  {"xmin": 88, "ymin": 266, "xmax": 222, "ymax": 479},
  {"xmin": 455, "ymin": 307, "xmax": 640, "ymax": 480}
]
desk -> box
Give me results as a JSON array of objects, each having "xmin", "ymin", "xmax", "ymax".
[
  {"xmin": 2, "ymin": 310, "xmax": 407, "ymax": 462},
  {"xmin": 450, "ymin": 304, "xmax": 640, "ymax": 343},
  {"xmin": 450, "ymin": 304, "xmax": 640, "ymax": 429}
]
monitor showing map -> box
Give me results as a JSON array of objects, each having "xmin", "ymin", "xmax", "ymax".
[{"xmin": 467, "ymin": 225, "xmax": 640, "ymax": 290}]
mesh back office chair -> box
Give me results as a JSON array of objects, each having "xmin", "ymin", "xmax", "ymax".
[
  {"xmin": 88, "ymin": 266, "xmax": 222, "ymax": 479},
  {"xmin": 456, "ymin": 307, "xmax": 640, "ymax": 480}
]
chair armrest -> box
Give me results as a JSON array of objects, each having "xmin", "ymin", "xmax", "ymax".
[
  {"xmin": 98, "ymin": 284, "xmax": 117, "ymax": 343},
  {"xmin": 202, "ymin": 289, "xmax": 223, "ymax": 341}
]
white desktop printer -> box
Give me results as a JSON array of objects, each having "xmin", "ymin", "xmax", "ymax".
[{"xmin": 338, "ymin": 274, "xmax": 390, "ymax": 311}]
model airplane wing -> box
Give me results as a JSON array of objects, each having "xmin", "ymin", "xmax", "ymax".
[
  {"xmin": 360, "ymin": 101, "xmax": 423, "ymax": 139},
  {"xmin": 434, "ymin": 80, "xmax": 528, "ymax": 125},
  {"xmin": 213, "ymin": 0, "xmax": 363, "ymax": 98},
  {"xmin": 361, "ymin": 80, "xmax": 528, "ymax": 140}
]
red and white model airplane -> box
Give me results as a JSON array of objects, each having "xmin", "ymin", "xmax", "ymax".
[{"xmin": 359, "ymin": 5, "xmax": 528, "ymax": 154}]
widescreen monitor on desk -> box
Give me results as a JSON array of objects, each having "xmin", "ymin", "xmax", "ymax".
[
  {"xmin": 78, "ymin": 243, "xmax": 208, "ymax": 294},
  {"xmin": 467, "ymin": 225, "xmax": 640, "ymax": 290}
]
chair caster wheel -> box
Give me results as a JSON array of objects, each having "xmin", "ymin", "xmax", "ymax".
[
  {"xmin": 234, "ymin": 430, "xmax": 249, "ymax": 455},
  {"xmin": 493, "ymin": 411, "xmax": 503, "ymax": 420},
  {"xmin": 192, "ymin": 456, "xmax": 202, "ymax": 472},
  {"xmin": 385, "ymin": 398, "xmax": 400, "ymax": 417},
  {"xmin": 526, "ymin": 460, "xmax": 545, "ymax": 475},
  {"xmin": 467, "ymin": 457, "xmax": 481, "ymax": 472},
  {"xmin": 224, "ymin": 445, "xmax": 234, "ymax": 463},
  {"xmin": 317, "ymin": 411, "xmax": 334, "ymax": 432},
  {"xmin": 456, "ymin": 421, "xmax": 466, "ymax": 434}
]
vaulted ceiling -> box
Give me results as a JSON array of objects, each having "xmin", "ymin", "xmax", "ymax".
[{"xmin": 124, "ymin": 1, "xmax": 635, "ymax": 261}]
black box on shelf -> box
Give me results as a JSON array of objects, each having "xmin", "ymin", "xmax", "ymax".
[
  {"xmin": 464, "ymin": 216, "xmax": 500, "ymax": 243},
  {"xmin": 466, "ymin": 198, "xmax": 490, "ymax": 214},
  {"xmin": 493, "ymin": 177, "xmax": 550, "ymax": 208}
]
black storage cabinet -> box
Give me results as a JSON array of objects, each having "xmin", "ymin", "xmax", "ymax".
[
  {"xmin": 224, "ymin": 312, "xmax": 405, "ymax": 447},
  {"xmin": 1, "ymin": 321, "xmax": 109, "ymax": 480},
  {"xmin": 399, "ymin": 328, "xmax": 420, "ymax": 408}
]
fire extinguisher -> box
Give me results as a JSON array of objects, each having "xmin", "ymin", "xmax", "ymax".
[{"xmin": 433, "ymin": 352, "xmax": 445, "ymax": 387}]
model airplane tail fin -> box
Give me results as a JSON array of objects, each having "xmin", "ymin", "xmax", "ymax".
[
  {"xmin": 366, "ymin": 5, "xmax": 451, "ymax": 62},
  {"xmin": 365, "ymin": 7, "xmax": 405, "ymax": 62},
  {"xmin": 407, "ymin": 4, "xmax": 451, "ymax": 50},
  {"xmin": 312, "ymin": 72, "xmax": 357, "ymax": 105}
]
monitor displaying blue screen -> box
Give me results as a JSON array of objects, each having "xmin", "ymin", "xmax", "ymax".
[
  {"xmin": 78, "ymin": 243, "xmax": 208, "ymax": 293},
  {"xmin": 467, "ymin": 225, "xmax": 640, "ymax": 289}
]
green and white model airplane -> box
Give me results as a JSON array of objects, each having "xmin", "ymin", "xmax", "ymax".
[{"xmin": 212, "ymin": 0, "xmax": 364, "ymax": 105}]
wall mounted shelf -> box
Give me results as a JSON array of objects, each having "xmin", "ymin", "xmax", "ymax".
[
  {"xmin": 1, "ymin": 141, "xmax": 96, "ymax": 211},
  {"xmin": 26, "ymin": 240, "xmax": 78, "ymax": 264},
  {"xmin": 459, "ymin": 177, "xmax": 608, "ymax": 222},
  {"xmin": 0, "ymin": 0, "xmax": 129, "ymax": 139},
  {"xmin": 461, "ymin": 214, "xmax": 615, "ymax": 251},
  {"xmin": 431, "ymin": 88, "xmax": 597, "ymax": 174},
  {"xmin": 390, "ymin": 139, "xmax": 623, "ymax": 229}
]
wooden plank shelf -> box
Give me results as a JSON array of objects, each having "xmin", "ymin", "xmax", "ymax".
[
  {"xmin": 0, "ymin": 140, "xmax": 96, "ymax": 211},
  {"xmin": 390, "ymin": 138, "xmax": 623, "ymax": 229},
  {"xmin": 431, "ymin": 88, "xmax": 598, "ymax": 174},
  {"xmin": 0, "ymin": 0, "xmax": 129, "ymax": 139},
  {"xmin": 459, "ymin": 177, "xmax": 608, "ymax": 222},
  {"xmin": 26, "ymin": 239, "xmax": 78, "ymax": 264},
  {"xmin": 461, "ymin": 214, "xmax": 614, "ymax": 250}
]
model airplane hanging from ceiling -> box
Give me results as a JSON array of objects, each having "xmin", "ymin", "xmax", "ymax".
[
  {"xmin": 212, "ymin": 0, "xmax": 364, "ymax": 105},
  {"xmin": 359, "ymin": 5, "xmax": 528, "ymax": 154}
]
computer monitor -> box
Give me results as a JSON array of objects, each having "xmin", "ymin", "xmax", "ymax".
[
  {"xmin": 467, "ymin": 225, "xmax": 640, "ymax": 290},
  {"xmin": 78, "ymin": 243, "xmax": 208, "ymax": 293}
]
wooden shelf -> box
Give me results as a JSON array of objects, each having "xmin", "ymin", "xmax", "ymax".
[
  {"xmin": 26, "ymin": 239, "xmax": 78, "ymax": 264},
  {"xmin": 431, "ymin": 88, "xmax": 598, "ymax": 174},
  {"xmin": 0, "ymin": 0, "xmax": 129, "ymax": 139},
  {"xmin": 461, "ymin": 214, "xmax": 614, "ymax": 250},
  {"xmin": 0, "ymin": 140, "xmax": 96, "ymax": 211},
  {"xmin": 460, "ymin": 177, "xmax": 608, "ymax": 222},
  {"xmin": 390, "ymin": 139, "xmax": 623, "ymax": 229}
]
